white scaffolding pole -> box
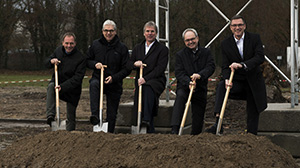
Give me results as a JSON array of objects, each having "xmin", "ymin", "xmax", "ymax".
[
  {"xmin": 290, "ymin": 0, "xmax": 299, "ymax": 108},
  {"xmin": 155, "ymin": 0, "xmax": 170, "ymax": 102}
]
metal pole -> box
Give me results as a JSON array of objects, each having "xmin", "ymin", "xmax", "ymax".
[
  {"xmin": 155, "ymin": 0, "xmax": 159, "ymax": 41},
  {"xmin": 291, "ymin": 0, "xmax": 295, "ymax": 108},
  {"xmin": 165, "ymin": 0, "xmax": 170, "ymax": 102},
  {"xmin": 295, "ymin": 0, "xmax": 299, "ymax": 105},
  {"xmin": 205, "ymin": 0, "xmax": 253, "ymax": 48},
  {"xmin": 264, "ymin": 55, "xmax": 291, "ymax": 83}
]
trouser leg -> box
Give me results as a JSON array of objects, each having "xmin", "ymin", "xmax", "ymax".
[
  {"xmin": 142, "ymin": 85, "xmax": 156, "ymax": 133},
  {"xmin": 66, "ymin": 102, "xmax": 77, "ymax": 131},
  {"xmin": 89, "ymin": 78, "xmax": 100, "ymax": 117},
  {"xmin": 106, "ymin": 91, "xmax": 121, "ymax": 133},
  {"xmin": 171, "ymin": 89, "xmax": 188, "ymax": 133},
  {"xmin": 46, "ymin": 82, "xmax": 56, "ymax": 118},
  {"xmin": 191, "ymin": 93, "xmax": 206, "ymax": 135},
  {"xmin": 246, "ymin": 87, "xmax": 259, "ymax": 135}
]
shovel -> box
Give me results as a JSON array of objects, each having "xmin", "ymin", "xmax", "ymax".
[
  {"xmin": 93, "ymin": 65, "xmax": 108, "ymax": 132},
  {"xmin": 51, "ymin": 62, "xmax": 66, "ymax": 131},
  {"xmin": 216, "ymin": 69, "xmax": 235, "ymax": 135},
  {"xmin": 178, "ymin": 79, "xmax": 196, "ymax": 135},
  {"xmin": 131, "ymin": 64, "xmax": 147, "ymax": 134}
]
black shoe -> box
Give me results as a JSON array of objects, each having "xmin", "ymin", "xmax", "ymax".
[
  {"xmin": 205, "ymin": 123, "xmax": 223, "ymax": 134},
  {"xmin": 141, "ymin": 120, "xmax": 150, "ymax": 130},
  {"xmin": 47, "ymin": 116, "xmax": 55, "ymax": 127},
  {"xmin": 90, "ymin": 115, "xmax": 100, "ymax": 125},
  {"xmin": 171, "ymin": 125, "xmax": 179, "ymax": 134}
]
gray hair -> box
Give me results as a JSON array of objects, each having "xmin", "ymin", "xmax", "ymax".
[
  {"xmin": 182, "ymin": 28, "xmax": 198, "ymax": 40},
  {"xmin": 143, "ymin": 21, "xmax": 158, "ymax": 33},
  {"xmin": 102, "ymin": 19, "xmax": 117, "ymax": 30},
  {"xmin": 61, "ymin": 32, "xmax": 76, "ymax": 42}
]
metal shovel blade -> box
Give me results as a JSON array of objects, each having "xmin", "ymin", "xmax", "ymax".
[
  {"xmin": 131, "ymin": 125, "xmax": 147, "ymax": 134},
  {"xmin": 93, "ymin": 122, "xmax": 108, "ymax": 132},
  {"xmin": 51, "ymin": 119, "xmax": 66, "ymax": 131}
]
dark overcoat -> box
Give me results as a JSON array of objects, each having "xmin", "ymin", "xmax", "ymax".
[
  {"xmin": 127, "ymin": 39, "xmax": 169, "ymax": 116},
  {"xmin": 86, "ymin": 35, "xmax": 130, "ymax": 94},
  {"xmin": 45, "ymin": 46, "xmax": 86, "ymax": 106},
  {"xmin": 221, "ymin": 31, "xmax": 267, "ymax": 113},
  {"xmin": 175, "ymin": 45, "xmax": 215, "ymax": 94}
]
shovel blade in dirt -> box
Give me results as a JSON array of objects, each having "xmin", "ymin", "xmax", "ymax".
[
  {"xmin": 131, "ymin": 125, "xmax": 147, "ymax": 134},
  {"xmin": 51, "ymin": 119, "xmax": 66, "ymax": 131},
  {"xmin": 93, "ymin": 122, "xmax": 108, "ymax": 132}
]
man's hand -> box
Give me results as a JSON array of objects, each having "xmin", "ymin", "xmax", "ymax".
[
  {"xmin": 134, "ymin": 61, "xmax": 143, "ymax": 68},
  {"xmin": 51, "ymin": 58, "xmax": 60, "ymax": 65},
  {"xmin": 189, "ymin": 81, "xmax": 196, "ymax": 90},
  {"xmin": 225, "ymin": 79, "xmax": 233, "ymax": 89},
  {"xmin": 95, "ymin": 62, "xmax": 103, "ymax": 69},
  {"xmin": 104, "ymin": 76, "xmax": 113, "ymax": 84},
  {"xmin": 191, "ymin": 73, "xmax": 201, "ymax": 81},
  {"xmin": 138, "ymin": 77, "xmax": 146, "ymax": 86},
  {"xmin": 55, "ymin": 85, "xmax": 61, "ymax": 92},
  {"xmin": 229, "ymin": 62, "xmax": 242, "ymax": 71}
]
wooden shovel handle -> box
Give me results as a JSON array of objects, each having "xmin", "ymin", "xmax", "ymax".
[
  {"xmin": 216, "ymin": 69, "xmax": 235, "ymax": 135},
  {"xmin": 99, "ymin": 65, "xmax": 107, "ymax": 110}
]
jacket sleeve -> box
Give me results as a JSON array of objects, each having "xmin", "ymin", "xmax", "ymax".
[
  {"xmin": 198, "ymin": 49, "xmax": 215, "ymax": 80},
  {"xmin": 60, "ymin": 57, "xmax": 86, "ymax": 93},
  {"xmin": 86, "ymin": 44, "xmax": 98, "ymax": 70},
  {"xmin": 175, "ymin": 52, "xmax": 191, "ymax": 88},
  {"xmin": 143, "ymin": 46, "xmax": 169, "ymax": 82},
  {"xmin": 243, "ymin": 34, "xmax": 265, "ymax": 70},
  {"xmin": 111, "ymin": 46, "xmax": 131, "ymax": 82}
]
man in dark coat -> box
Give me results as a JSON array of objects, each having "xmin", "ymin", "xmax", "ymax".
[
  {"xmin": 127, "ymin": 21, "xmax": 169, "ymax": 133},
  {"xmin": 205, "ymin": 15, "xmax": 267, "ymax": 135},
  {"xmin": 87, "ymin": 19, "xmax": 130, "ymax": 133},
  {"xmin": 171, "ymin": 28, "xmax": 215, "ymax": 135},
  {"xmin": 45, "ymin": 32, "xmax": 86, "ymax": 131}
]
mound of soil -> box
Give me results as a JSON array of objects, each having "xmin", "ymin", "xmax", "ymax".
[{"xmin": 0, "ymin": 131, "xmax": 298, "ymax": 168}]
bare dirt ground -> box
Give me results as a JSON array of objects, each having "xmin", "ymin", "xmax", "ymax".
[{"xmin": 0, "ymin": 82, "xmax": 299, "ymax": 167}]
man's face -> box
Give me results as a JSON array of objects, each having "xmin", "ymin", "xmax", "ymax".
[
  {"xmin": 184, "ymin": 31, "xmax": 199, "ymax": 50},
  {"xmin": 230, "ymin": 18, "xmax": 246, "ymax": 39},
  {"xmin": 144, "ymin": 26, "xmax": 157, "ymax": 44},
  {"xmin": 102, "ymin": 25, "xmax": 116, "ymax": 42},
  {"xmin": 62, "ymin": 35, "xmax": 76, "ymax": 53}
]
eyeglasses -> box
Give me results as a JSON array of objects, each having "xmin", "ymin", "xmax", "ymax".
[
  {"xmin": 103, "ymin": 29, "xmax": 115, "ymax": 33},
  {"xmin": 230, "ymin": 24, "xmax": 245, "ymax": 27},
  {"xmin": 184, "ymin": 37, "xmax": 196, "ymax": 42}
]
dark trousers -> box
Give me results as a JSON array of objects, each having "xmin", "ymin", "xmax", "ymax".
[
  {"xmin": 46, "ymin": 82, "xmax": 77, "ymax": 131},
  {"xmin": 133, "ymin": 85, "xmax": 156, "ymax": 133},
  {"xmin": 214, "ymin": 80, "xmax": 260, "ymax": 135},
  {"xmin": 89, "ymin": 78, "xmax": 121, "ymax": 133},
  {"xmin": 171, "ymin": 88, "xmax": 207, "ymax": 135}
]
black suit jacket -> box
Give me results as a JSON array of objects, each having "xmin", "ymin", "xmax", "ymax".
[
  {"xmin": 127, "ymin": 39, "xmax": 169, "ymax": 96},
  {"xmin": 221, "ymin": 31, "xmax": 267, "ymax": 112},
  {"xmin": 175, "ymin": 45, "xmax": 215, "ymax": 93}
]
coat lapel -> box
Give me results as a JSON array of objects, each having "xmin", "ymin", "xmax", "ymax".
[
  {"xmin": 243, "ymin": 32, "xmax": 250, "ymax": 60},
  {"xmin": 143, "ymin": 40, "xmax": 157, "ymax": 61}
]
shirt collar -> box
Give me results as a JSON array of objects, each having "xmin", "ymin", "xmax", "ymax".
[{"xmin": 233, "ymin": 33, "xmax": 245, "ymax": 42}]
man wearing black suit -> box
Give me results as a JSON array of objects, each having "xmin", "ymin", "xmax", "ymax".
[
  {"xmin": 205, "ymin": 15, "xmax": 267, "ymax": 135},
  {"xmin": 127, "ymin": 21, "xmax": 169, "ymax": 133},
  {"xmin": 171, "ymin": 28, "xmax": 215, "ymax": 135}
]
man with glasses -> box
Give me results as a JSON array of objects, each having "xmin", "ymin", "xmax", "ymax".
[
  {"xmin": 205, "ymin": 15, "xmax": 267, "ymax": 135},
  {"xmin": 86, "ymin": 19, "xmax": 130, "ymax": 133},
  {"xmin": 170, "ymin": 28, "xmax": 215, "ymax": 135},
  {"xmin": 45, "ymin": 32, "xmax": 86, "ymax": 131},
  {"xmin": 127, "ymin": 21, "xmax": 169, "ymax": 133}
]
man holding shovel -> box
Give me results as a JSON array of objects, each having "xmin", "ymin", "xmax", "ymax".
[
  {"xmin": 45, "ymin": 32, "xmax": 86, "ymax": 131},
  {"xmin": 171, "ymin": 28, "xmax": 215, "ymax": 135},
  {"xmin": 127, "ymin": 21, "xmax": 169, "ymax": 133},
  {"xmin": 87, "ymin": 19, "xmax": 130, "ymax": 133},
  {"xmin": 205, "ymin": 15, "xmax": 267, "ymax": 135}
]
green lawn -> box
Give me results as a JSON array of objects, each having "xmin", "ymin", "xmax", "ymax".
[{"xmin": 0, "ymin": 73, "xmax": 136, "ymax": 89}]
